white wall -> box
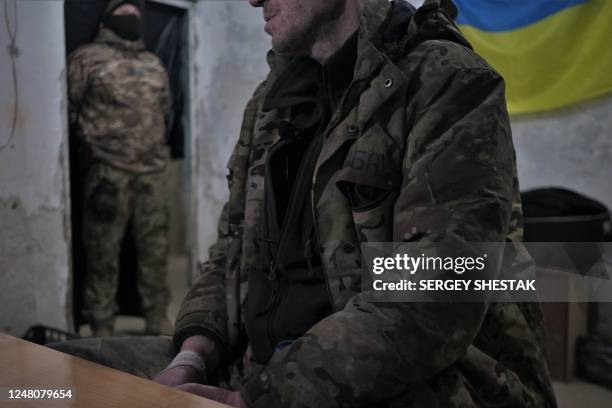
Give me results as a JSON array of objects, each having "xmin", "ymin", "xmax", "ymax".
[
  {"xmin": 0, "ymin": 0, "xmax": 72, "ymax": 335},
  {"xmin": 512, "ymin": 95, "xmax": 612, "ymax": 210},
  {"xmin": 189, "ymin": 0, "xmax": 269, "ymax": 275}
]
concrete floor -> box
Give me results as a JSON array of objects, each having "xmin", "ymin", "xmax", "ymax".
[
  {"xmin": 554, "ymin": 380, "xmax": 612, "ymax": 407},
  {"xmin": 77, "ymin": 255, "xmax": 612, "ymax": 406},
  {"xmin": 78, "ymin": 255, "xmax": 189, "ymax": 337}
]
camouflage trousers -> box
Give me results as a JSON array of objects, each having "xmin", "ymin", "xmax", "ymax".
[
  {"xmin": 82, "ymin": 162, "xmax": 170, "ymax": 324},
  {"xmin": 48, "ymin": 336, "xmax": 530, "ymax": 408},
  {"xmin": 49, "ymin": 336, "xmax": 175, "ymax": 379}
]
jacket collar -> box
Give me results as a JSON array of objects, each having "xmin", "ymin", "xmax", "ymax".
[
  {"xmin": 95, "ymin": 27, "xmax": 145, "ymax": 52},
  {"xmin": 260, "ymin": 0, "xmax": 411, "ymax": 181},
  {"xmin": 358, "ymin": 0, "xmax": 393, "ymax": 44}
]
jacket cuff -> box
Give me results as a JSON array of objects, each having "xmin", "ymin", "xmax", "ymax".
[
  {"xmin": 173, "ymin": 311, "xmax": 227, "ymax": 354},
  {"xmin": 239, "ymin": 366, "xmax": 282, "ymax": 408}
]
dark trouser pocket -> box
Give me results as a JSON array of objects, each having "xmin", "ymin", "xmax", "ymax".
[{"xmin": 87, "ymin": 178, "xmax": 119, "ymax": 223}]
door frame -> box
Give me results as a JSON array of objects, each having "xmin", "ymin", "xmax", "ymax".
[{"xmin": 150, "ymin": 0, "xmax": 198, "ymax": 285}]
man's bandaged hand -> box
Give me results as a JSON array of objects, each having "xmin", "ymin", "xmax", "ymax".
[
  {"xmin": 154, "ymin": 351, "xmax": 206, "ymax": 386},
  {"xmin": 153, "ymin": 335, "xmax": 220, "ymax": 387}
]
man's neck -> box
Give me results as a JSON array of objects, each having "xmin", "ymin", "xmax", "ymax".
[{"xmin": 309, "ymin": 0, "xmax": 361, "ymax": 64}]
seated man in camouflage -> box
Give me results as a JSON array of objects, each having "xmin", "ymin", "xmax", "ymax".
[{"xmin": 54, "ymin": 0, "xmax": 557, "ymax": 407}]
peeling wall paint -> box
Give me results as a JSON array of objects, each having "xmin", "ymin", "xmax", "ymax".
[
  {"xmin": 0, "ymin": 0, "xmax": 72, "ymax": 336},
  {"xmin": 190, "ymin": 1, "xmax": 269, "ymax": 273}
]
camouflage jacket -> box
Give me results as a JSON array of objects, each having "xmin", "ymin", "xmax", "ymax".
[
  {"xmin": 67, "ymin": 28, "xmax": 171, "ymax": 173},
  {"xmin": 176, "ymin": 0, "xmax": 556, "ymax": 406}
]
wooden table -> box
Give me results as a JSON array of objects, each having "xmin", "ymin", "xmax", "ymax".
[{"xmin": 0, "ymin": 333, "xmax": 230, "ymax": 408}]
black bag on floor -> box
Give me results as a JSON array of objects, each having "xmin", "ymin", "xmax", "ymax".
[
  {"xmin": 522, "ymin": 187, "xmax": 611, "ymax": 242},
  {"xmin": 522, "ymin": 187, "xmax": 612, "ymax": 383}
]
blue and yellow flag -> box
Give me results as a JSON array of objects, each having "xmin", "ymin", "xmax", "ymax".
[{"xmin": 454, "ymin": 0, "xmax": 612, "ymax": 114}]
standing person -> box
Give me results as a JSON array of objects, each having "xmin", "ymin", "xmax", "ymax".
[{"xmin": 67, "ymin": 0, "xmax": 173, "ymax": 336}]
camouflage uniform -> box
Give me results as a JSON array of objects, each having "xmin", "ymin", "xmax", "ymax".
[
  {"xmin": 174, "ymin": 0, "xmax": 556, "ymax": 407},
  {"xmin": 55, "ymin": 0, "xmax": 555, "ymax": 406},
  {"xmin": 68, "ymin": 26, "xmax": 172, "ymax": 329}
]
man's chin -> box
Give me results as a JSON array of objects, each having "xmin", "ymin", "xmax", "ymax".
[
  {"xmin": 271, "ymin": 37, "xmax": 289, "ymax": 54},
  {"xmin": 271, "ymin": 44, "xmax": 291, "ymax": 55},
  {"xmin": 271, "ymin": 37, "xmax": 305, "ymax": 56}
]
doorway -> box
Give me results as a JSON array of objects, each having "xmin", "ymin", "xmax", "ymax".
[{"xmin": 63, "ymin": 0, "xmax": 192, "ymax": 334}]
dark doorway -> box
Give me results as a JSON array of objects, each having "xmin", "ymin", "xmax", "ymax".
[{"xmin": 64, "ymin": 0, "xmax": 189, "ymax": 332}]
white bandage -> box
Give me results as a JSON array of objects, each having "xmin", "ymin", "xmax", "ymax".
[{"xmin": 164, "ymin": 351, "xmax": 206, "ymax": 381}]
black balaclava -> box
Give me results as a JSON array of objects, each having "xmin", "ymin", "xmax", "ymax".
[{"xmin": 102, "ymin": 0, "xmax": 143, "ymax": 42}]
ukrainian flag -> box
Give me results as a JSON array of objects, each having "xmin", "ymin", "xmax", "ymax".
[{"xmin": 454, "ymin": 0, "xmax": 612, "ymax": 114}]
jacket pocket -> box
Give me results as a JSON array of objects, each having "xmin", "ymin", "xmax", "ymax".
[
  {"xmin": 336, "ymin": 166, "xmax": 398, "ymax": 211},
  {"xmin": 336, "ymin": 166, "xmax": 400, "ymax": 242}
]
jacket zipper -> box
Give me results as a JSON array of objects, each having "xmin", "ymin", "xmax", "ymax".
[
  {"xmin": 255, "ymin": 137, "xmax": 289, "ymax": 319},
  {"xmin": 263, "ymin": 137, "xmax": 291, "ymax": 280},
  {"xmin": 266, "ymin": 284, "xmax": 282, "ymax": 351}
]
